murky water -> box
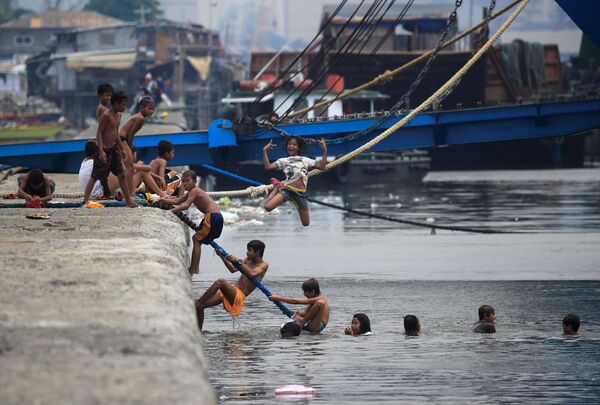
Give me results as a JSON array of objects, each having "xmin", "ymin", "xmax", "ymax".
[{"xmin": 192, "ymin": 168, "xmax": 600, "ymax": 404}]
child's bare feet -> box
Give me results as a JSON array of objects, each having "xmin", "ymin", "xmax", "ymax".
[{"xmin": 126, "ymin": 201, "xmax": 140, "ymax": 208}]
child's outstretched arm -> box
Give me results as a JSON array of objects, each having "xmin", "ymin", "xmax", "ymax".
[
  {"xmin": 263, "ymin": 140, "xmax": 278, "ymax": 170},
  {"xmin": 269, "ymin": 294, "xmax": 317, "ymax": 305},
  {"xmin": 169, "ymin": 190, "xmax": 196, "ymax": 214},
  {"xmin": 315, "ymin": 138, "xmax": 328, "ymax": 170},
  {"xmin": 159, "ymin": 190, "xmax": 187, "ymax": 206},
  {"xmin": 215, "ymin": 248, "xmax": 237, "ymax": 273}
]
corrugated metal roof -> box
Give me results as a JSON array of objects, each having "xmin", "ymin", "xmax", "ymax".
[{"xmin": 0, "ymin": 11, "xmax": 123, "ymax": 29}]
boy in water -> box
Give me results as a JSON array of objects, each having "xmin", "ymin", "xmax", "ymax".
[
  {"xmin": 473, "ymin": 304, "xmax": 496, "ymax": 334},
  {"xmin": 96, "ymin": 83, "xmax": 113, "ymax": 122},
  {"xmin": 17, "ymin": 168, "xmax": 55, "ymax": 205},
  {"xmin": 563, "ymin": 313, "xmax": 580, "ymax": 336},
  {"xmin": 150, "ymin": 140, "xmax": 182, "ymax": 195},
  {"xmin": 119, "ymin": 96, "xmax": 156, "ymax": 198},
  {"xmin": 194, "ymin": 240, "xmax": 269, "ymax": 330},
  {"xmin": 345, "ymin": 313, "xmax": 372, "ymax": 336},
  {"xmin": 83, "ymin": 89, "xmax": 138, "ymax": 207},
  {"xmin": 280, "ymin": 321, "xmax": 302, "ymax": 338},
  {"xmin": 270, "ymin": 278, "xmax": 329, "ymax": 334},
  {"xmin": 403, "ymin": 314, "xmax": 421, "ymax": 336},
  {"xmin": 158, "ymin": 169, "xmax": 222, "ymax": 275},
  {"xmin": 263, "ymin": 136, "xmax": 327, "ymax": 226}
]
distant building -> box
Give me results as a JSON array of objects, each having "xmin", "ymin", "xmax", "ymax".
[
  {"xmin": 0, "ymin": 10, "xmax": 123, "ymax": 63},
  {"xmin": 26, "ymin": 18, "xmax": 232, "ymax": 129}
]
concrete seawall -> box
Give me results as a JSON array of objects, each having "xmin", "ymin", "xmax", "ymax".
[{"xmin": 0, "ymin": 174, "xmax": 215, "ymax": 403}]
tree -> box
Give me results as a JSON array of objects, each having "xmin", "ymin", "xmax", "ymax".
[
  {"xmin": 83, "ymin": 0, "xmax": 163, "ymax": 23},
  {"xmin": 0, "ymin": 0, "xmax": 32, "ymax": 25}
]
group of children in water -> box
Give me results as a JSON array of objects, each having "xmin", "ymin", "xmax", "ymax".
[{"xmin": 14, "ymin": 84, "xmax": 584, "ymax": 338}]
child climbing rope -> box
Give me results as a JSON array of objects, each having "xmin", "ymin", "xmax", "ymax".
[{"xmin": 262, "ymin": 136, "xmax": 327, "ymax": 226}]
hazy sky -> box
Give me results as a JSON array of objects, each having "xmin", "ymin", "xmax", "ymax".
[
  {"xmin": 15, "ymin": 0, "xmax": 584, "ymax": 54},
  {"xmin": 188, "ymin": 0, "xmax": 582, "ymax": 54}
]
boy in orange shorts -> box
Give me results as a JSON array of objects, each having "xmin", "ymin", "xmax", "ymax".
[{"xmin": 194, "ymin": 240, "xmax": 269, "ymax": 330}]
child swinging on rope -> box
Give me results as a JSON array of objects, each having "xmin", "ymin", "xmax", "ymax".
[
  {"xmin": 263, "ymin": 136, "xmax": 327, "ymax": 226},
  {"xmin": 194, "ymin": 240, "xmax": 269, "ymax": 330},
  {"xmin": 158, "ymin": 170, "xmax": 223, "ymax": 275}
]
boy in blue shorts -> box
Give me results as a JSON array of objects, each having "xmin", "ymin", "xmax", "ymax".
[{"xmin": 159, "ymin": 169, "xmax": 222, "ymax": 275}]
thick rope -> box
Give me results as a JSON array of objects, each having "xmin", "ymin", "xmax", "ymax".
[
  {"xmin": 309, "ymin": 0, "xmax": 529, "ymax": 175},
  {"xmin": 289, "ymin": 0, "xmax": 521, "ymax": 118},
  {"xmin": 199, "ymin": 163, "xmax": 520, "ymax": 234}
]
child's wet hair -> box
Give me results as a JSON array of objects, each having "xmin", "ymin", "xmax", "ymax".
[
  {"xmin": 353, "ymin": 313, "xmax": 372, "ymax": 335},
  {"xmin": 182, "ymin": 169, "xmax": 196, "ymax": 181},
  {"xmin": 84, "ymin": 140, "xmax": 97, "ymax": 158},
  {"xmin": 404, "ymin": 314, "xmax": 419, "ymax": 336},
  {"xmin": 158, "ymin": 140, "xmax": 174, "ymax": 156},
  {"xmin": 301, "ymin": 278, "xmax": 320, "ymax": 295},
  {"xmin": 139, "ymin": 95, "xmax": 155, "ymax": 108},
  {"xmin": 284, "ymin": 136, "xmax": 307, "ymax": 154},
  {"xmin": 247, "ymin": 240, "xmax": 265, "ymax": 257},
  {"xmin": 111, "ymin": 89, "xmax": 128, "ymax": 105},
  {"xmin": 280, "ymin": 321, "xmax": 301, "ymax": 337},
  {"xmin": 28, "ymin": 168, "xmax": 44, "ymax": 186},
  {"xmin": 97, "ymin": 83, "xmax": 113, "ymax": 96},
  {"xmin": 478, "ymin": 304, "xmax": 495, "ymax": 321},
  {"xmin": 563, "ymin": 313, "xmax": 580, "ymax": 332}
]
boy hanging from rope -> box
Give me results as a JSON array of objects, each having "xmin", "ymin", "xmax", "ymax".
[
  {"xmin": 158, "ymin": 170, "xmax": 223, "ymax": 275},
  {"xmin": 194, "ymin": 240, "xmax": 269, "ymax": 330},
  {"xmin": 263, "ymin": 136, "xmax": 327, "ymax": 226}
]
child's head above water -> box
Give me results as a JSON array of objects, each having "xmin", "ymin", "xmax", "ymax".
[
  {"xmin": 284, "ymin": 136, "xmax": 306, "ymax": 156},
  {"xmin": 404, "ymin": 314, "xmax": 420, "ymax": 336},
  {"xmin": 301, "ymin": 278, "xmax": 320, "ymax": 297},
  {"xmin": 280, "ymin": 321, "xmax": 301, "ymax": 338},
  {"xmin": 478, "ymin": 304, "xmax": 496, "ymax": 322},
  {"xmin": 351, "ymin": 313, "xmax": 371, "ymax": 335},
  {"xmin": 563, "ymin": 313, "xmax": 580, "ymax": 336}
]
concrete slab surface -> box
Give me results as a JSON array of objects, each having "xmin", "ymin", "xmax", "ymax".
[{"xmin": 0, "ymin": 173, "xmax": 216, "ymax": 404}]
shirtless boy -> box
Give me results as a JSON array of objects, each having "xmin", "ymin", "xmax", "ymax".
[
  {"xmin": 194, "ymin": 240, "xmax": 269, "ymax": 330},
  {"xmin": 149, "ymin": 140, "xmax": 181, "ymax": 195},
  {"xmin": 119, "ymin": 96, "xmax": 155, "ymax": 198},
  {"xmin": 83, "ymin": 89, "xmax": 138, "ymax": 207},
  {"xmin": 158, "ymin": 169, "xmax": 223, "ymax": 274},
  {"xmin": 17, "ymin": 168, "xmax": 55, "ymax": 205},
  {"xmin": 96, "ymin": 83, "xmax": 113, "ymax": 122},
  {"xmin": 270, "ymin": 278, "xmax": 329, "ymax": 334}
]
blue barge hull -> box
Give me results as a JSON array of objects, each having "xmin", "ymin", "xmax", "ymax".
[{"xmin": 0, "ymin": 98, "xmax": 599, "ymax": 173}]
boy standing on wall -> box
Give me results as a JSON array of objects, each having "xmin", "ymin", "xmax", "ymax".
[{"xmin": 83, "ymin": 90, "xmax": 138, "ymax": 208}]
